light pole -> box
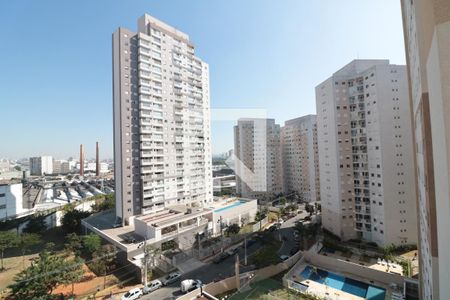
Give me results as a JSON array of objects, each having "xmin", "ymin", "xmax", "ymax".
[{"xmin": 244, "ymin": 235, "xmax": 247, "ymax": 266}]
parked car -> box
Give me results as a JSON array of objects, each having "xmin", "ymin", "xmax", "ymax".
[
  {"xmin": 143, "ymin": 279, "xmax": 162, "ymax": 294},
  {"xmin": 162, "ymin": 271, "xmax": 182, "ymax": 286},
  {"xmin": 180, "ymin": 279, "xmax": 202, "ymax": 293},
  {"xmin": 290, "ymin": 246, "xmax": 300, "ymax": 255},
  {"xmin": 280, "ymin": 255, "xmax": 290, "ymax": 261},
  {"xmin": 226, "ymin": 247, "xmax": 238, "ymax": 256},
  {"xmin": 121, "ymin": 288, "xmax": 143, "ymax": 300},
  {"xmin": 213, "ymin": 252, "xmax": 229, "ymax": 264},
  {"xmin": 242, "ymin": 239, "xmax": 256, "ymax": 248}
]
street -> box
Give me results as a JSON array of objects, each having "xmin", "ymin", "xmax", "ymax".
[{"xmin": 139, "ymin": 209, "xmax": 308, "ymax": 299}]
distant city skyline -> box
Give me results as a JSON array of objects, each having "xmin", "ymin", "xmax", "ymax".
[{"xmin": 0, "ymin": 0, "xmax": 406, "ymax": 158}]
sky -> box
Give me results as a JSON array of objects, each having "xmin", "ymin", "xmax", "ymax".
[{"xmin": 0, "ymin": 0, "xmax": 406, "ymax": 159}]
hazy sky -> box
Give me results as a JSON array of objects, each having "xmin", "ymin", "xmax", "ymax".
[{"xmin": 0, "ymin": 0, "xmax": 406, "ymax": 159}]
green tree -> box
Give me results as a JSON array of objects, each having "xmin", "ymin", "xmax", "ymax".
[
  {"xmin": 23, "ymin": 215, "xmax": 47, "ymax": 234},
  {"xmin": 61, "ymin": 209, "xmax": 91, "ymax": 233},
  {"xmin": 278, "ymin": 197, "xmax": 287, "ymax": 206},
  {"xmin": 9, "ymin": 248, "xmax": 84, "ymax": 299},
  {"xmin": 255, "ymin": 208, "xmax": 268, "ymax": 222},
  {"xmin": 143, "ymin": 245, "xmax": 161, "ymax": 283},
  {"xmin": 305, "ymin": 203, "xmax": 314, "ymax": 216},
  {"xmin": 83, "ymin": 233, "xmax": 101, "ymax": 255},
  {"xmin": 64, "ymin": 256, "xmax": 85, "ymax": 296},
  {"xmin": 91, "ymin": 194, "xmax": 115, "ymax": 212},
  {"xmin": 89, "ymin": 244, "xmax": 116, "ymax": 289},
  {"xmin": 17, "ymin": 233, "xmax": 41, "ymax": 269},
  {"xmin": 225, "ymin": 223, "xmax": 240, "ymax": 236},
  {"xmin": 0, "ymin": 231, "xmax": 18, "ymax": 271},
  {"xmin": 65, "ymin": 233, "xmax": 82, "ymax": 256}
]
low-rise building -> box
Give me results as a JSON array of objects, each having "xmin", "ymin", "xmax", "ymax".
[
  {"xmin": 0, "ymin": 181, "xmax": 24, "ymax": 220},
  {"xmin": 30, "ymin": 156, "xmax": 53, "ymax": 176}
]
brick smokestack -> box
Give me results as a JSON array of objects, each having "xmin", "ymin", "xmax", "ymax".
[
  {"xmin": 80, "ymin": 144, "xmax": 84, "ymax": 176},
  {"xmin": 96, "ymin": 141, "xmax": 100, "ymax": 176}
]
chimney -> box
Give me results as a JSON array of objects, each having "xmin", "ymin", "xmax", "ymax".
[
  {"xmin": 96, "ymin": 141, "xmax": 100, "ymax": 176},
  {"xmin": 80, "ymin": 144, "xmax": 84, "ymax": 176}
]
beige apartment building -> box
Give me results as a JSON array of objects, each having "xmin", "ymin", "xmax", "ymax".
[
  {"xmin": 113, "ymin": 14, "xmax": 212, "ymax": 225},
  {"xmin": 234, "ymin": 118, "xmax": 283, "ymax": 201},
  {"xmin": 401, "ymin": 1, "xmax": 450, "ymax": 299},
  {"xmin": 316, "ymin": 60, "xmax": 417, "ymax": 246},
  {"xmin": 281, "ymin": 115, "xmax": 320, "ymax": 202}
]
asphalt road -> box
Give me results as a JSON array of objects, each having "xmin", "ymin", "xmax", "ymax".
[
  {"xmin": 141, "ymin": 240, "xmax": 261, "ymax": 299},
  {"xmin": 135, "ymin": 208, "xmax": 308, "ymax": 299}
]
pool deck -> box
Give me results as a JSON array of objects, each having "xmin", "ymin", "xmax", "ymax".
[
  {"xmin": 287, "ymin": 262, "xmax": 393, "ymax": 300},
  {"xmin": 292, "ymin": 263, "xmax": 364, "ymax": 300}
]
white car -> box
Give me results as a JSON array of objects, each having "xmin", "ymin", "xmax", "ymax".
[
  {"xmin": 121, "ymin": 288, "xmax": 143, "ymax": 300},
  {"xmin": 280, "ymin": 254, "xmax": 290, "ymax": 261},
  {"xmin": 162, "ymin": 271, "xmax": 182, "ymax": 286},
  {"xmin": 143, "ymin": 279, "xmax": 162, "ymax": 294}
]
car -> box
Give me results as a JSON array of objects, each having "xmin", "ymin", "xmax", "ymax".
[
  {"xmin": 290, "ymin": 246, "xmax": 300, "ymax": 255},
  {"xmin": 181, "ymin": 279, "xmax": 202, "ymax": 293},
  {"xmin": 213, "ymin": 252, "xmax": 229, "ymax": 264},
  {"xmin": 121, "ymin": 288, "xmax": 143, "ymax": 300},
  {"xmin": 242, "ymin": 239, "xmax": 256, "ymax": 248},
  {"xmin": 280, "ymin": 255, "xmax": 290, "ymax": 261},
  {"xmin": 226, "ymin": 247, "xmax": 238, "ymax": 256},
  {"xmin": 162, "ymin": 271, "xmax": 182, "ymax": 286},
  {"xmin": 124, "ymin": 235, "xmax": 136, "ymax": 243},
  {"xmin": 268, "ymin": 224, "xmax": 277, "ymax": 232},
  {"xmin": 143, "ymin": 279, "xmax": 162, "ymax": 294}
]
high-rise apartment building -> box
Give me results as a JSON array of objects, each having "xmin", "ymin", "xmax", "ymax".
[
  {"xmin": 113, "ymin": 14, "xmax": 212, "ymax": 225},
  {"xmin": 316, "ymin": 60, "xmax": 417, "ymax": 246},
  {"xmin": 281, "ymin": 115, "xmax": 320, "ymax": 202},
  {"xmin": 234, "ymin": 118, "xmax": 282, "ymax": 201},
  {"xmin": 401, "ymin": 1, "xmax": 450, "ymax": 298},
  {"xmin": 29, "ymin": 156, "xmax": 53, "ymax": 176}
]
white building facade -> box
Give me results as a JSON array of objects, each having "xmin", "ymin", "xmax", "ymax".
[
  {"xmin": 401, "ymin": 1, "xmax": 450, "ymax": 298},
  {"xmin": 113, "ymin": 14, "xmax": 212, "ymax": 225},
  {"xmin": 0, "ymin": 182, "xmax": 24, "ymax": 220},
  {"xmin": 234, "ymin": 118, "xmax": 283, "ymax": 201},
  {"xmin": 316, "ymin": 60, "xmax": 417, "ymax": 246},
  {"xmin": 281, "ymin": 115, "xmax": 320, "ymax": 202},
  {"xmin": 29, "ymin": 156, "xmax": 53, "ymax": 176}
]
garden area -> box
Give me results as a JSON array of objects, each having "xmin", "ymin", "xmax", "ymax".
[{"xmin": 0, "ymin": 194, "xmax": 137, "ymax": 300}]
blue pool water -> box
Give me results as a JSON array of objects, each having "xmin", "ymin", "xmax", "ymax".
[
  {"xmin": 214, "ymin": 200, "xmax": 245, "ymax": 213},
  {"xmin": 300, "ymin": 266, "xmax": 386, "ymax": 300}
]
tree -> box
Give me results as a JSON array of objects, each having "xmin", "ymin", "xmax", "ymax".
[
  {"xmin": 92, "ymin": 194, "xmax": 115, "ymax": 212},
  {"xmin": 89, "ymin": 244, "xmax": 116, "ymax": 289},
  {"xmin": 143, "ymin": 245, "xmax": 161, "ymax": 284},
  {"xmin": 23, "ymin": 215, "xmax": 47, "ymax": 234},
  {"xmin": 305, "ymin": 203, "xmax": 314, "ymax": 216},
  {"xmin": 8, "ymin": 248, "xmax": 84, "ymax": 299},
  {"xmin": 0, "ymin": 231, "xmax": 17, "ymax": 271},
  {"xmin": 16, "ymin": 233, "xmax": 40, "ymax": 269},
  {"xmin": 278, "ymin": 197, "xmax": 287, "ymax": 206},
  {"xmin": 255, "ymin": 208, "xmax": 268, "ymax": 222},
  {"xmin": 61, "ymin": 209, "xmax": 91, "ymax": 233},
  {"xmin": 64, "ymin": 256, "xmax": 85, "ymax": 296},
  {"xmin": 82, "ymin": 233, "xmax": 101, "ymax": 255},
  {"xmin": 65, "ymin": 233, "xmax": 82, "ymax": 256},
  {"xmin": 225, "ymin": 224, "xmax": 240, "ymax": 236}
]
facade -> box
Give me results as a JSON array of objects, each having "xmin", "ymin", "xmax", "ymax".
[
  {"xmin": 133, "ymin": 198, "xmax": 256, "ymax": 249},
  {"xmin": 53, "ymin": 160, "xmax": 71, "ymax": 174},
  {"xmin": 113, "ymin": 14, "xmax": 212, "ymax": 225},
  {"xmin": 281, "ymin": 115, "xmax": 320, "ymax": 202},
  {"xmin": 29, "ymin": 156, "xmax": 53, "ymax": 176},
  {"xmin": 0, "ymin": 181, "xmax": 24, "ymax": 220},
  {"xmin": 316, "ymin": 60, "xmax": 417, "ymax": 246},
  {"xmin": 234, "ymin": 118, "xmax": 283, "ymax": 201},
  {"xmin": 400, "ymin": 1, "xmax": 450, "ymax": 299}
]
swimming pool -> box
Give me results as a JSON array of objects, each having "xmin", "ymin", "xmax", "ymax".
[
  {"xmin": 300, "ymin": 266, "xmax": 386, "ymax": 300},
  {"xmin": 214, "ymin": 200, "xmax": 246, "ymax": 213}
]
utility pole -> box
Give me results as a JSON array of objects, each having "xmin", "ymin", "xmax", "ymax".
[
  {"xmin": 244, "ymin": 235, "xmax": 247, "ymax": 266},
  {"xmin": 235, "ymin": 253, "xmax": 240, "ymax": 290},
  {"xmin": 142, "ymin": 239, "xmax": 148, "ymax": 286}
]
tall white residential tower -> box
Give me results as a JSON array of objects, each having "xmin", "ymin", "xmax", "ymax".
[
  {"xmin": 234, "ymin": 118, "xmax": 283, "ymax": 201},
  {"xmin": 316, "ymin": 60, "xmax": 417, "ymax": 246},
  {"xmin": 281, "ymin": 115, "xmax": 320, "ymax": 202},
  {"xmin": 113, "ymin": 14, "xmax": 212, "ymax": 225}
]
